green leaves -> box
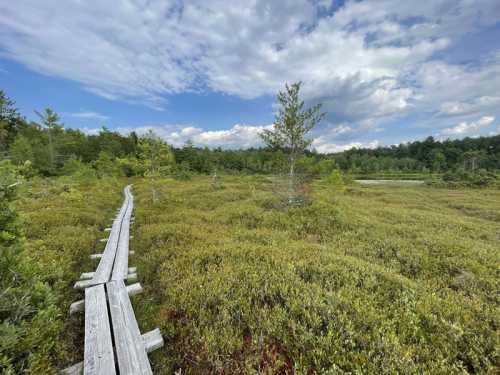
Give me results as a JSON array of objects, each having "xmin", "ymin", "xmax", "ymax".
[
  {"xmin": 130, "ymin": 176, "xmax": 499, "ymax": 373},
  {"xmin": 261, "ymin": 82, "xmax": 326, "ymax": 156}
]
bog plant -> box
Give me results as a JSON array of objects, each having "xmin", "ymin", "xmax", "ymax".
[
  {"xmin": 326, "ymin": 169, "xmax": 345, "ymax": 191},
  {"xmin": 0, "ymin": 171, "xmax": 122, "ymax": 373},
  {"xmin": 2, "ymin": 173, "xmax": 499, "ymax": 374},
  {"xmin": 439, "ymin": 168, "xmax": 499, "ymax": 188},
  {"xmin": 130, "ymin": 175, "xmax": 499, "ymax": 374},
  {"xmin": 260, "ymin": 82, "xmax": 326, "ymax": 205}
]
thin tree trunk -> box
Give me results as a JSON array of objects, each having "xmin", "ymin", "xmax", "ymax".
[
  {"xmin": 48, "ymin": 127, "xmax": 54, "ymax": 170},
  {"xmin": 288, "ymin": 154, "xmax": 295, "ymax": 203}
]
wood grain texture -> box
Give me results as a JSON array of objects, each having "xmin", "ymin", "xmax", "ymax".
[
  {"xmin": 91, "ymin": 185, "xmax": 132, "ymax": 284},
  {"xmin": 69, "ymin": 283, "xmax": 142, "ymax": 315},
  {"xmin": 107, "ymin": 280, "xmax": 152, "ymax": 375},
  {"xmin": 111, "ymin": 186, "xmax": 133, "ymax": 281},
  {"xmin": 69, "ymin": 185, "xmax": 161, "ymax": 375},
  {"xmin": 83, "ymin": 285, "xmax": 116, "ymax": 375},
  {"xmin": 74, "ymin": 279, "xmax": 98, "ymax": 290}
]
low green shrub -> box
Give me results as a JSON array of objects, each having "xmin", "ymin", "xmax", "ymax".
[
  {"xmin": 131, "ymin": 176, "xmax": 499, "ymax": 374},
  {"xmin": 437, "ymin": 168, "xmax": 499, "ymax": 188},
  {"xmin": 1, "ymin": 174, "xmax": 122, "ymax": 373}
]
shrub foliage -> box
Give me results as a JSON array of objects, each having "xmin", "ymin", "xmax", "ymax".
[{"xmin": 130, "ymin": 176, "xmax": 499, "ymax": 374}]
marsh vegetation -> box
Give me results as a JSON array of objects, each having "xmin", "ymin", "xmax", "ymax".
[{"xmin": 3, "ymin": 174, "xmax": 498, "ymax": 373}]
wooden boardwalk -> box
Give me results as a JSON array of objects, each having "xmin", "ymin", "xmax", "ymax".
[{"xmin": 64, "ymin": 185, "xmax": 163, "ymax": 375}]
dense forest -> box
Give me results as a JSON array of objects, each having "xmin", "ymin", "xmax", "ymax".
[{"xmin": 1, "ymin": 90, "xmax": 500, "ymax": 178}]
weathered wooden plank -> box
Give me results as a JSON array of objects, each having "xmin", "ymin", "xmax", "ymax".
[
  {"xmin": 90, "ymin": 186, "xmax": 132, "ymax": 284},
  {"xmin": 62, "ymin": 361, "xmax": 83, "ymax": 375},
  {"xmin": 111, "ymin": 186, "xmax": 133, "ymax": 281},
  {"xmin": 74, "ymin": 279, "xmax": 97, "ymax": 290},
  {"xmin": 79, "ymin": 272, "xmax": 95, "ymax": 280},
  {"xmin": 69, "ymin": 300, "xmax": 85, "ymax": 315},
  {"xmin": 142, "ymin": 328, "xmax": 164, "ymax": 353},
  {"xmin": 107, "ymin": 280, "xmax": 152, "ymax": 375},
  {"xmin": 63, "ymin": 328, "xmax": 162, "ymax": 375},
  {"xmin": 84, "ymin": 285, "xmax": 116, "ymax": 375},
  {"xmin": 125, "ymin": 282, "xmax": 143, "ymax": 297},
  {"xmin": 126, "ymin": 273, "xmax": 138, "ymax": 283},
  {"xmin": 69, "ymin": 283, "xmax": 143, "ymax": 314}
]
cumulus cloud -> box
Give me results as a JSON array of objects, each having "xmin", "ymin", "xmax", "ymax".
[
  {"xmin": 313, "ymin": 139, "xmax": 380, "ymax": 153},
  {"xmin": 112, "ymin": 122, "xmax": 378, "ymax": 153},
  {"xmin": 1, "ymin": 0, "xmax": 499, "ymax": 145},
  {"xmin": 437, "ymin": 96, "xmax": 500, "ymax": 117},
  {"xmin": 416, "ymin": 58, "xmax": 500, "ymax": 117},
  {"xmin": 116, "ymin": 123, "xmax": 273, "ymax": 149},
  {"xmin": 0, "ymin": 2, "xmax": 497, "ymax": 100},
  {"xmin": 441, "ymin": 116, "xmax": 495, "ymax": 136}
]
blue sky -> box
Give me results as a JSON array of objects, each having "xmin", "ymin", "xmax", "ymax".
[{"xmin": 1, "ymin": 0, "xmax": 499, "ymax": 152}]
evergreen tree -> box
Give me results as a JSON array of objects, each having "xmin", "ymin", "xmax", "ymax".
[
  {"xmin": 10, "ymin": 134, "xmax": 34, "ymax": 165},
  {"xmin": 260, "ymin": 82, "xmax": 326, "ymax": 202},
  {"xmin": 34, "ymin": 108, "xmax": 61, "ymax": 173},
  {"xmin": 0, "ymin": 91, "xmax": 22, "ymax": 152}
]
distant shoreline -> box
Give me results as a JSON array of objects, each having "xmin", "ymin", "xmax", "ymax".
[{"xmin": 355, "ymin": 179, "xmax": 425, "ymax": 185}]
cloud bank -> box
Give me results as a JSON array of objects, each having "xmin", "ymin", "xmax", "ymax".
[{"xmin": 1, "ymin": 0, "xmax": 499, "ymax": 150}]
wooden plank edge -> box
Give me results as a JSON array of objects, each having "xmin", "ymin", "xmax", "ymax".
[
  {"xmin": 70, "ymin": 283, "xmax": 143, "ymax": 313},
  {"xmin": 74, "ymin": 279, "xmax": 98, "ymax": 290},
  {"xmin": 61, "ymin": 361, "xmax": 83, "ymax": 375},
  {"xmin": 79, "ymin": 272, "xmax": 94, "ymax": 280},
  {"xmin": 78, "ymin": 266, "xmax": 136, "ymax": 282},
  {"xmin": 142, "ymin": 328, "xmax": 164, "ymax": 353},
  {"xmin": 126, "ymin": 273, "xmax": 138, "ymax": 283},
  {"xmin": 84, "ymin": 285, "xmax": 116, "ymax": 375},
  {"xmin": 61, "ymin": 330, "xmax": 162, "ymax": 374}
]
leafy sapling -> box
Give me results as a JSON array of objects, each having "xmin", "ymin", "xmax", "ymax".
[{"xmin": 260, "ymin": 82, "xmax": 326, "ymax": 204}]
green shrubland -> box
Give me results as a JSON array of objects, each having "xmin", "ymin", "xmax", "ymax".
[
  {"xmin": 2, "ymin": 172, "xmax": 499, "ymax": 373},
  {"xmin": 129, "ymin": 176, "xmax": 499, "ymax": 374},
  {"xmin": 0, "ymin": 163, "xmax": 122, "ymax": 373}
]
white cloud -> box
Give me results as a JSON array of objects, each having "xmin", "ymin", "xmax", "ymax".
[
  {"xmin": 313, "ymin": 139, "xmax": 380, "ymax": 153},
  {"xmin": 111, "ymin": 122, "xmax": 380, "ymax": 153},
  {"xmin": 416, "ymin": 58, "xmax": 500, "ymax": 116},
  {"xmin": 66, "ymin": 111, "xmax": 109, "ymax": 121},
  {"xmin": 116, "ymin": 123, "xmax": 273, "ymax": 149},
  {"xmin": 441, "ymin": 116, "xmax": 495, "ymax": 136},
  {"xmin": 310, "ymin": 122, "xmax": 379, "ymax": 153},
  {"xmin": 0, "ymin": 2, "xmax": 496, "ymax": 101},
  {"xmin": 437, "ymin": 96, "xmax": 500, "ymax": 117},
  {"xmin": 0, "ymin": 0, "xmax": 499, "ymax": 143}
]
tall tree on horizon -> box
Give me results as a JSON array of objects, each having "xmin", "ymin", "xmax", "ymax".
[
  {"xmin": 139, "ymin": 130, "xmax": 175, "ymax": 203},
  {"xmin": 35, "ymin": 108, "xmax": 61, "ymax": 173},
  {"xmin": 260, "ymin": 81, "xmax": 326, "ymax": 203},
  {"xmin": 0, "ymin": 90, "xmax": 23, "ymax": 153}
]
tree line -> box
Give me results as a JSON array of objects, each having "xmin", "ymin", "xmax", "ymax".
[{"xmin": 1, "ymin": 89, "xmax": 499, "ymax": 179}]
